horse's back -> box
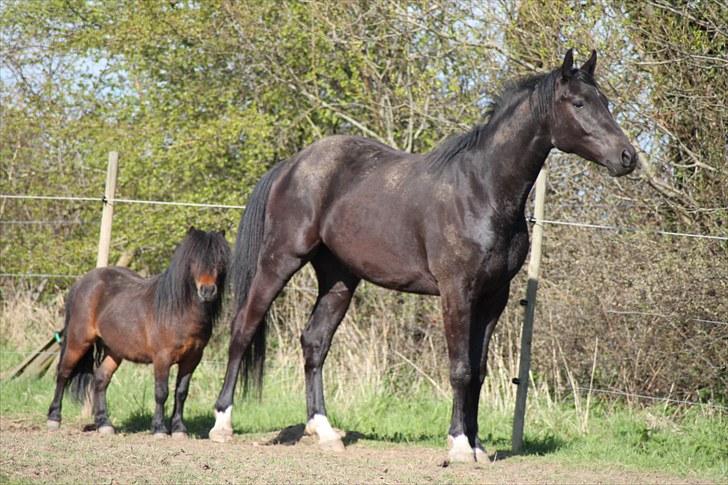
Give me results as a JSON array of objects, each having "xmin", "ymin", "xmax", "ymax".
[{"xmin": 268, "ymin": 135, "xmax": 439, "ymax": 293}]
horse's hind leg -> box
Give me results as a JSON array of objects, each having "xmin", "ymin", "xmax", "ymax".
[
  {"xmin": 301, "ymin": 250, "xmax": 359, "ymax": 451},
  {"xmin": 170, "ymin": 350, "xmax": 203, "ymax": 439},
  {"xmin": 93, "ymin": 350, "xmax": 121, "ymax": 434},
  {"xmin": 210, "ymin": 251, "xmax": 307, "ymax": 443}
]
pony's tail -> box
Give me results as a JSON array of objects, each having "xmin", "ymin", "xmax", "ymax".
[
  {"xmin": 231, "ymin": 161, "xmax": 286, "ymax": 398},
  {"xmin": 59, "ymin": 286, "xmax": 101, "ymax": 403},
  {"xmin": 68, "ymin": 343, "xmax": 100, "ymax": 403}
]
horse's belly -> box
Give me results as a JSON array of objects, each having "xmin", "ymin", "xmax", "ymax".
[
  {"xmin": 352, "ymin": 257, "xmax": 439, "ymax": 295},
  {"xmin": 321, "ymin": 229, "xmax": 438, "ymax": 295}
]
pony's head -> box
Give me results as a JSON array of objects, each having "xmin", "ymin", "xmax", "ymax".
[
  {"xmin": 548, "ymin": 49, "xmax": 638, "ymax": 176},
  {"xmin": 183, "ymin": 226, "xmax": 230, "ymax": 303},
  {"xmin": 156, "ymin": 226, "xmax": 230, "ymax": 326}
]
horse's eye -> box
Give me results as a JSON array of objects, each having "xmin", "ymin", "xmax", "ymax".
[{"xmin": 573, "ymin": 101, "xmax": 584, "ymax": 109}]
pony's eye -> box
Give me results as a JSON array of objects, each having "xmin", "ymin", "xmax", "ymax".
[{"xmin": 573, "ymin": 101, "xmax": 584, "ymax": 109}]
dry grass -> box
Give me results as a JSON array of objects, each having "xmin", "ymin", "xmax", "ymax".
[
  {"xmin": 0, "ymin": 285, "xmax": 65, "ymax": 351},
  {"xmin": 2, "ymin": 231, "xmax": 726, "ymax": 411}
]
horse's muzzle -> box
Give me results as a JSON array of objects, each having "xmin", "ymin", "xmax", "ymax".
[
  {"xmin": 606, "ymin": 145, "xmax": 638, "ymax": 176},
  {"xmin": 198, "ymin": 284, "xmax": 218, "ymax": 302},
  {"xmin": 621, "ymin": 147, "xmax": 638, "ymax": 172}
]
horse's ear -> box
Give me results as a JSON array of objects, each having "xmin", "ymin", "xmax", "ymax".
[
  {"xmin": 561, "ymin": 48, "xmax": 574, "ymax": 78},
  {"xmin": 219, "ymin": 229, "xmax": 226, "ymax": 237},
  {"xmin": 188, "ymin": 225, "xmax": 195, "ymax": 233},
  {"xmin": 581, "ymin": 49, "xmax": 597, "ymax": 77}
]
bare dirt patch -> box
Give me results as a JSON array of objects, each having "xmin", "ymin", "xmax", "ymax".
[{"xmin": 0, "ymin": 416, "xmax": 710, "ymax": 484}]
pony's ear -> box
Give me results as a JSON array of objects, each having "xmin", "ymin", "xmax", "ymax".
[
  {"xmin": 219, "ymin": 229, "xmax": 226, "ymax": 237},
  {"xmin": 188, "ymin": 225, "xmax": 196, "ymax": 233},
  {"xmin": 561, "ymin": 48, "xmax": 574, "ymax": 78},
  {"xmin": 581, "ymin": 49, "xmax": 597, "ymax": 77}
]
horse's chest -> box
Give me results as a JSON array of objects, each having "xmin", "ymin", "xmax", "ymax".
[
  {"xmin": 477, "ymin": 223, "xmax": 530, "ymax": 284},
  {"xmin": 505, "ymin": 228, "xmax": 530, "ymax": 276}
]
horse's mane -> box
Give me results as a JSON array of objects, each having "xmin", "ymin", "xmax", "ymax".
[
  {"xmin": 425, "ymin": 69, "xmax": 572, "ymax": 171},
  {"xmin": 154, "ymin": 229, "xmax": 230, "ymax": 327}
]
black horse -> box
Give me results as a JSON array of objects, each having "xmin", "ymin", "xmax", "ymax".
[
  {"xmin": 210, "ymin": 50, "xmax": 637, "ymax": 461},
  {"xmin": 48, "ymin": 227, "xmax": 229, "ymax": 438}
]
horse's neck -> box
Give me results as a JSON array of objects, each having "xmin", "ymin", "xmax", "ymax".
[{"xmin": 459, "ymin": 98, "xmax": 551, "ymax": 219}]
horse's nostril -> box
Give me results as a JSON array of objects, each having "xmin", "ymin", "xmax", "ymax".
[
  {"xmin": 621, "ymin": 149, "xmax": 634, "ymax": 167},
  {"xmin": 198, "ymin": 284, "xmax": 217, "ymax": 300}
]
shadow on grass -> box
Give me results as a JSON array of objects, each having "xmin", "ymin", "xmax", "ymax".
[
  {"xmin": 116, "ymin": 411, "xmax": 215, "ymax": 439},
  {"xmin": 264, "ymin": 423, "xmax": 365, "ymax": 447},
  {"xmin": 115, "ymin": 413, "xmax": 567, "ymax": 458},
  {"xmin": 490, "ymin": 434, "xmax": 567, "ymax": 461}
]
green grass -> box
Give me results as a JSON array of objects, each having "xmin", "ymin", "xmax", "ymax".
[{"xmin": 1, "ymin": 353, "xmax": 726, "ymax": 482}]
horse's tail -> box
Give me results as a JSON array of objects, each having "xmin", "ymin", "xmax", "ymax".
[
  {"xmin": 59, "ymin": 286, "xmax": 102, "ymax": 403},
  {"xmin": 230, "ymin": 161, "xmax": 286, "ymax": 397}
]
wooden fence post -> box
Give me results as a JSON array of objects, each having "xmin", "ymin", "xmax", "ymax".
[
  {"xmin": 97, "ymin": 151, "xmax": 119, "ymax": 268},
  {"xmin": 511, "ymin": 168, "xmax": 547, "ymax": 454},
  {"xmin": 81, "ymin": 151, "xmax": 119, "ymax": 413}
]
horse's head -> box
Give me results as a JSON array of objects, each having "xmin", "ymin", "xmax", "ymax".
[
  {"xmin": 186, "ymin": 227, "xmax": 230, "ymax": 303},
  {"xmin": 549, "ymin": 49, "xmax": 638, "ymax": 176}
]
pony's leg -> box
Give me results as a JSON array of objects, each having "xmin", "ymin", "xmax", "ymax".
[
  {"xmin": 301, "ymin": 252, "xmax": 359, "ymax": 451},
  {"xmin": 93, "ymin": 352, "xmax": 121, "ymax": 434},
  {"xmin": 170, "ymin": 350, "xmax": 203, "ymax": 439},
  {"xmin": 440, "ymin": 282, "xmax": 482, "ymax": 463},
  {"xmin": 210, "ymin": 253, "xmax": 305, "ymax": 443},
  {"xmin": 151, "ymin": 355, "xmax": 173, "ymax": 437},
  {"xmin": 47, "ymin": 340, "xmax": 94, "ymax": 429},
  {"xmin": 466, "ymin": 286, "xmax": 509, "ymax": 461}
]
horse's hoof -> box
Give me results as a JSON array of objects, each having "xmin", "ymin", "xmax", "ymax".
[
  {"xmin": 474, "ymin": 445, "xmax": 487, "ymax": 462},
  {"xmin": 171, "ymin": 431, "xmax": 189, "ymax": 440},
  {"xmin": 448, "ymin": 448, "xmax": 476, "ymax": 463},
  {"xmin": 447, "ymin": 434, "xmax": 476, "ymax": 463},
  {"xmin": 97, "ymin": 425, "xmax": 115, "ymax": 435},
  {"xmin": 153, "ymin": 432, "xmax": 169, "ymax": 439},
  {"xmin": 47, "ymin": 420, "xmax": 61, "ymax": 431},
  {"xmin": 318, "ymin": 437, "xmax": 346, "ymax": 452},
  {"xmin": 209, "ymin": 427, "xmax": 233, "ymax": 443}
]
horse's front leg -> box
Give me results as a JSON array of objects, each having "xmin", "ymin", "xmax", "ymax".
[
  {"xmin": 440, "ymin": 281, "xmax": 485, "ymax": 463},
  {"xmin": 151, "ymin": 356, "xmax": 172, "ymax": 437},
  {"xmin": 170, "ymin": 350, "xmax": 203, "ymax": 439},
  {"xmin": 467, "ymin": 285, "xmax": 510, "ymax": 461}
]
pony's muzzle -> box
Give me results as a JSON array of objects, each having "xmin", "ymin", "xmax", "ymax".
[{"xmin": 198, "ymin": 284, "xmax": 218, "ymax": 302}]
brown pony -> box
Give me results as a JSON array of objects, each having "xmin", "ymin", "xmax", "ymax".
[
  {"xmin": 47, "ymin": 227, "xmax": 229, "ymax": 437},
  {"xmin": 210, "ymin": 49, "xmax": 638, "ymax": 461}
]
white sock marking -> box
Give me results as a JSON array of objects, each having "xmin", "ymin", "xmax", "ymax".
[
  {"xmin": 211, "ymin": 405, "xmax": 233, "ymax": 432},
  {"xmin": 308, "ymin": 414, "xmax": 340, "ymax": 442},
  {"xmin": 449, "ymin": 434, "xmax": 472, "ymax": 453}
]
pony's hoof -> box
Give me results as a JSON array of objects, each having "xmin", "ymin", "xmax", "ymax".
[
  {"xmin": 153, "ymin": 432, "xmax": 169, "ymax": 439},
  {"xmin": 171, "ymin": 431, "xmax": 189, "ymax": 440},
  {"xmin": 318, "ymin": 437, "xmax": 346, "ymax": 452},
  {"xmin": 47, "ymin": 420, "xmax": 61, "ymax": 431},
  {"xmin": 97, "ymin": 425, "xmax": 115, "ymax": 435},
  {"xmin": 209, "ymin": 427, "xmax": 233, "ymax": 443}
]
